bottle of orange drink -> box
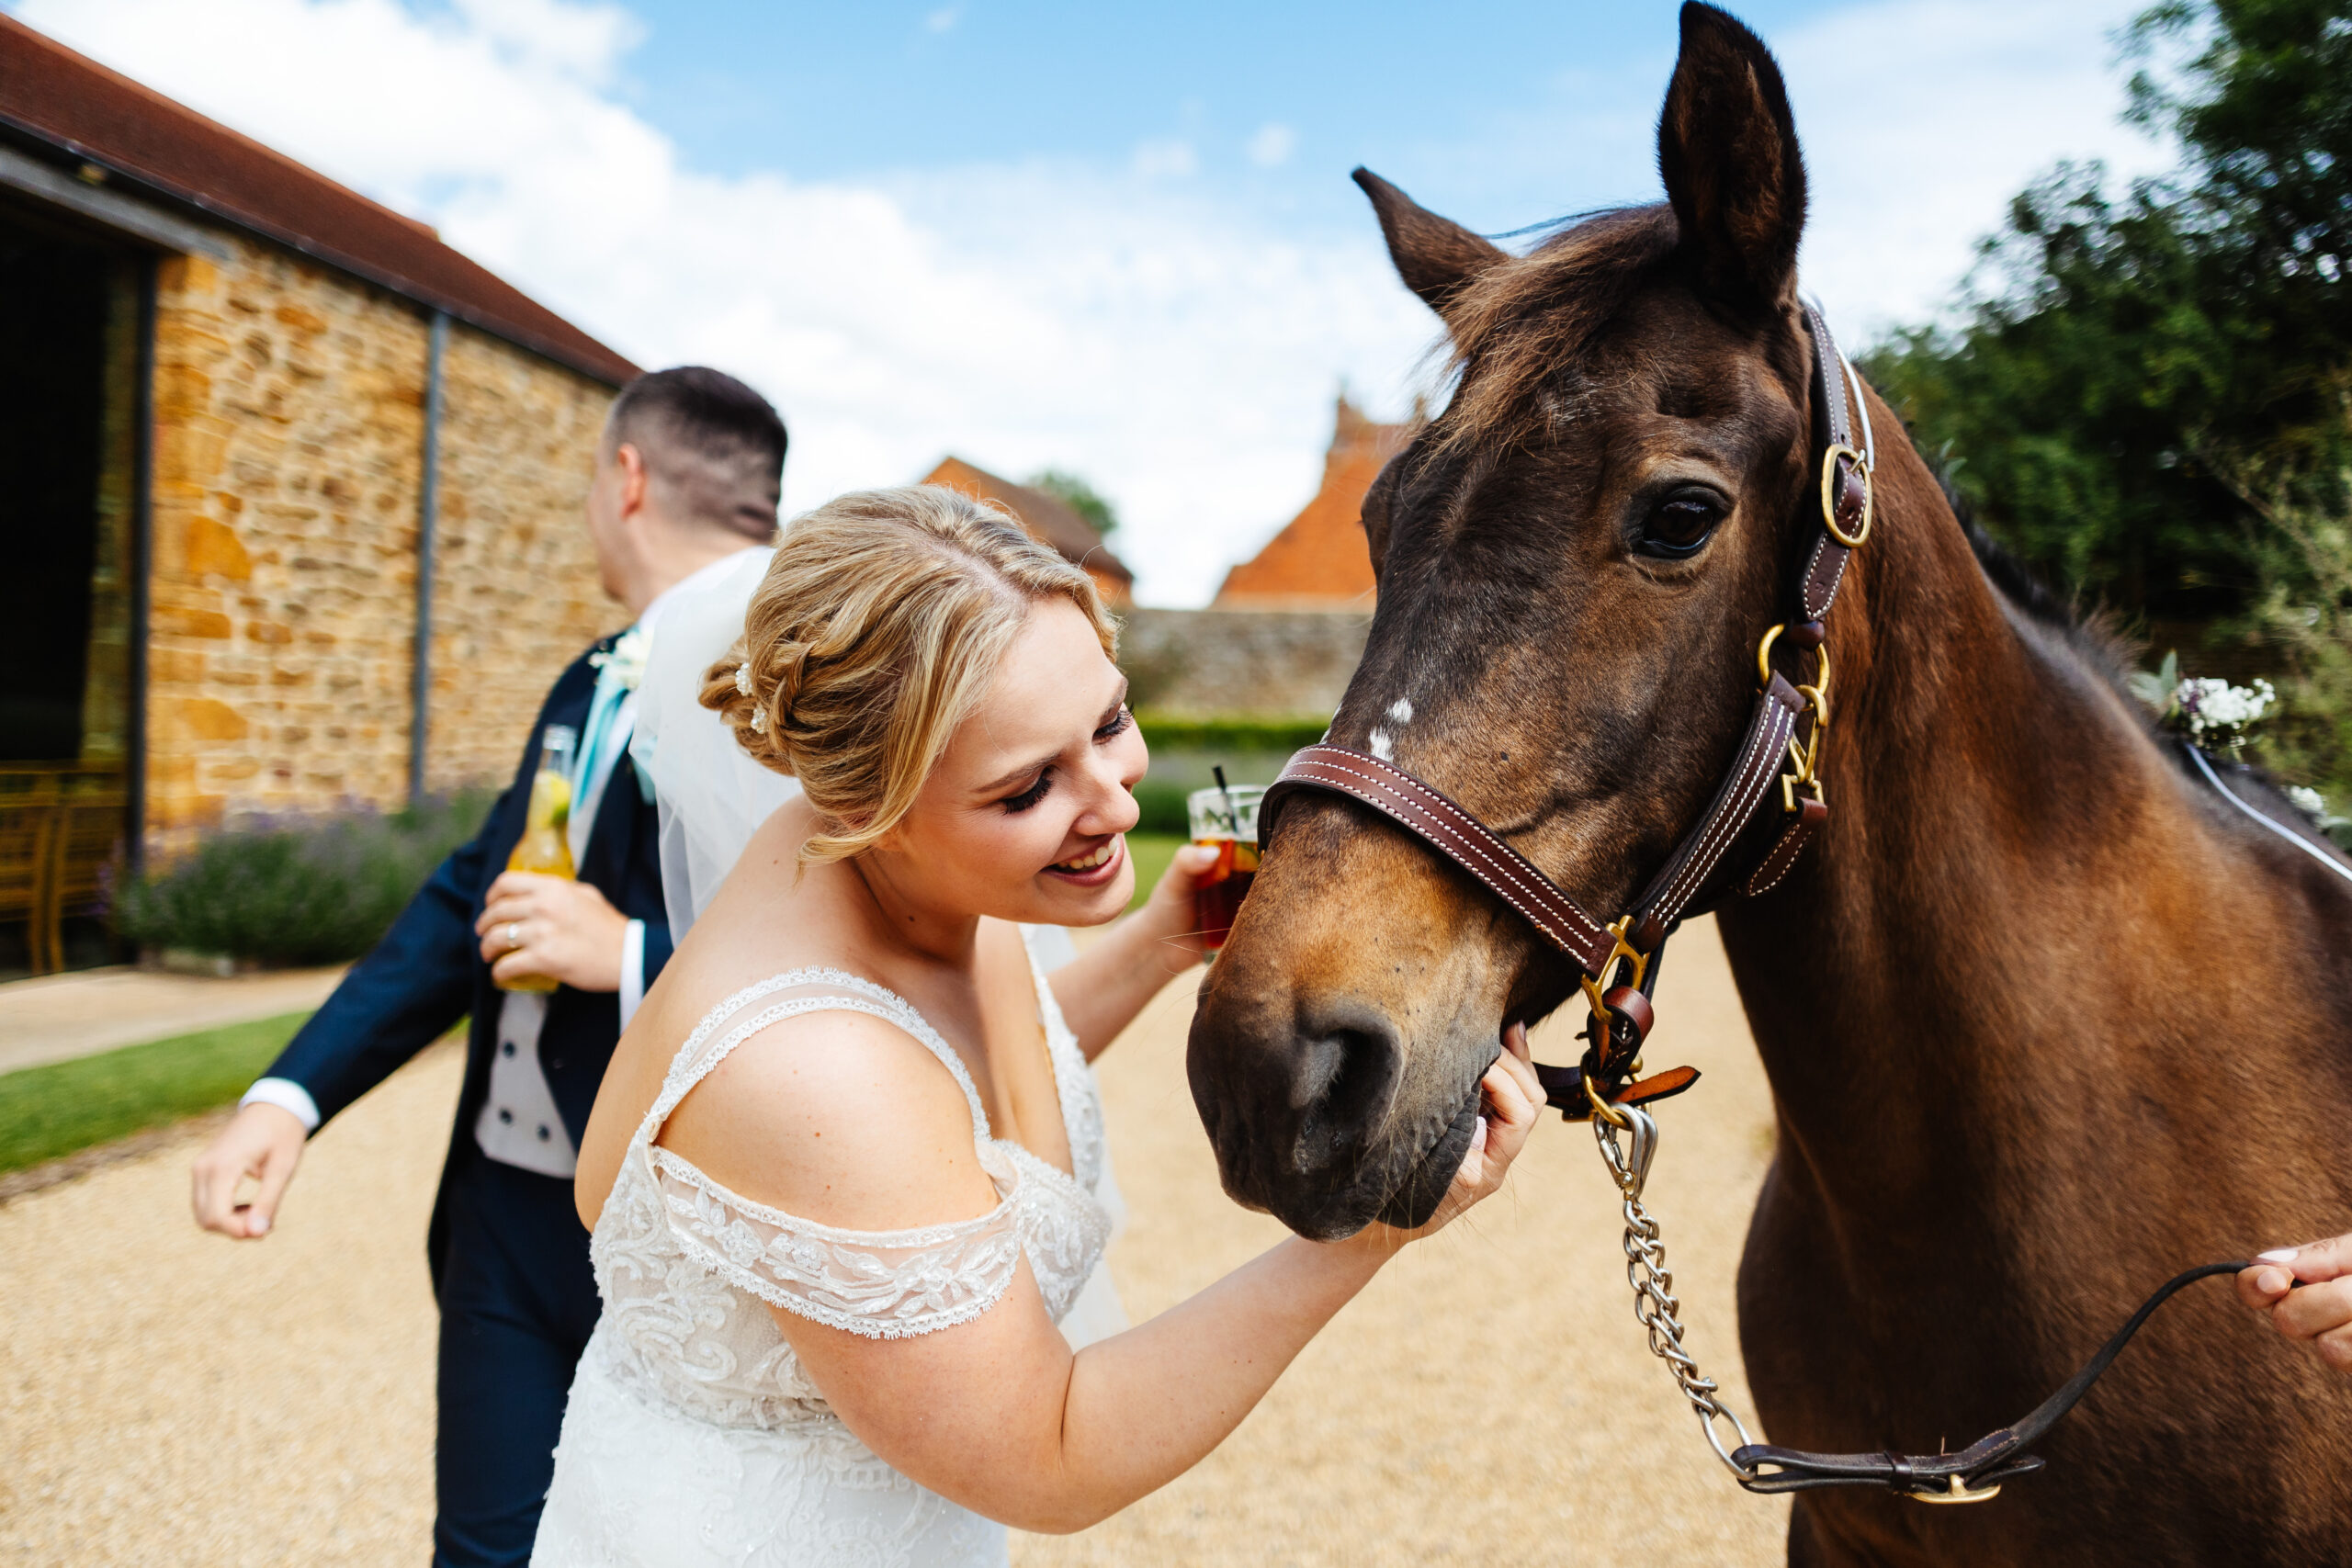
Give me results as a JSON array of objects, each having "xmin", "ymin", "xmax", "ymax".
[{"xmin": 500, "ymin": 724, "xmax": 577, "ymax": 993}]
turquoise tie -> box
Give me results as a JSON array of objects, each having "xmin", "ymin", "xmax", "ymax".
[{"xmin": 569, "ymin": 635, "xmax": 635, "ymax": 855}]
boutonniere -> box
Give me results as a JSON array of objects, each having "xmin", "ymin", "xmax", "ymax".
[{"xmin": 590, "ymin": 626, "xmax": 650, "ymax": 692}]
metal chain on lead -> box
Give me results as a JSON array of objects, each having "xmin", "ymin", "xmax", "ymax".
[{"xmin": 1592, "ymin": 1103, "xmax": 1761, "ymax": 1482}]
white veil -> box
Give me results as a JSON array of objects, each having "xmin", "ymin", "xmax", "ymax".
[{"xmin": 629, "ymin": 547, "xmax": 800, "ymax": 939}]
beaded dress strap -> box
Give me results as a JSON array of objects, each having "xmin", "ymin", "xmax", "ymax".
[{"xmin": 638, "ymin": 967, "xmax": 990, "ymax": 1148}]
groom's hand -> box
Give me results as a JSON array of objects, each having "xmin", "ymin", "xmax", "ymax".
[
  {"xmin": 477, "ymin": 873, "xmax": 629, "ymax": 992},
  {"xmin": 191, "ymin": 1101, "xmax": 307, "ymax": 1239}
]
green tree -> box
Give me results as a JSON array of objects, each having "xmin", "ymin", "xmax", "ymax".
[
  {"xmin": 1026, "ymin": 468, "xmax": 1120, "ymax": 536},
  {"xmin": 1867, "ymin": 0, "xmax": 2352, "ymax": 618}
]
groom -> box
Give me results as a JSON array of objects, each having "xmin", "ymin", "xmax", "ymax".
[{"xmin": 189, "ymin": 367, "xmax": 786, "ymax": 1567}]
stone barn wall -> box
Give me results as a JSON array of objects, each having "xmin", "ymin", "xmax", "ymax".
[
  {"xmin": 1122, "ymin": 608, "xmax": 1369, "ymax": 721},
  {"xmin": 423, "ymin": 328, "xmax": 616, "ymax": 793},
  {"xmin": 144, "ymin": 232, "xmax": 616, "ymax": 848}
]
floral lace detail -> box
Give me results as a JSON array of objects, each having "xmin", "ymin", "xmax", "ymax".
[
  {"xmin": 651, "ymin": 1145, "xmax": 1025, "ymax": 1338},
  {"xmin": 542, "ymin": 948, "xmax": 1108, "ymax": 1562},
  {"xmin": 568, "ymin": 943, "xmax": 1109, "ymax": 1431}
]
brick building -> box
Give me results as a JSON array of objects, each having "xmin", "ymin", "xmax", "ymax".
[
  {"xmin": 1213, "ymin": 395, "xmax": 1411, "ymax": 610},
  {"xmin": 0, "ymin": 17, "xmax": 639, "ymax": 968},
  {"xmin": 921, "ymin": 456, "xmax": 1135, "ymax": 607}
]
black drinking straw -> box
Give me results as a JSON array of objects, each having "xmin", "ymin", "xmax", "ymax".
[{"xmin": 1212, "ymin": 764, "xmax": 1236, "ymax": 833}]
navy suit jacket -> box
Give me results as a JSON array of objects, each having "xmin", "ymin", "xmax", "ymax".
[{"xmin": 264, "ymin": 636, "xmax": 674, "ymax": 1290}]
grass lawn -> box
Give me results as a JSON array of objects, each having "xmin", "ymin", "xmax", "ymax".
[
  {"xmin": 0, "ymin": 1011, "xmax": 313, "ymax": 1175},
  {"xmin": 1126, "ymin": 831, "xmax": 1183, "ymax": 910}
]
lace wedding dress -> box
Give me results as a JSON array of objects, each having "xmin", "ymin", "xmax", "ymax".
[{"xmin": 532, "ymin": 930, "xmax": 1116, "ymax": 1567}]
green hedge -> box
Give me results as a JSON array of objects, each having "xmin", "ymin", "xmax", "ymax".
[
  {"xmin": 1132, "ymin": 713, "xmax": 1328, "ymax": 753},
  {"xmin": 112, "ymin": 792, "xmax": 493, "ymax": 966}
]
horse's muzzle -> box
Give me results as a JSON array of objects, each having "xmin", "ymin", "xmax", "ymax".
[{"xmin": 1185, "ymin": 986, "xmax": 1483, "ymax": 1239}]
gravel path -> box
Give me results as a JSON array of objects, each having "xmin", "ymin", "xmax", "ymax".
[{"xmin": 0, "ymin": 919, "xmax": 1787, "ymax": 1566}]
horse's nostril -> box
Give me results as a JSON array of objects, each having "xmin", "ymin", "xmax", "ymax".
[{"xmin": 1291, "ymin": 1008, "xmax": 1403, "ymax": 1174}]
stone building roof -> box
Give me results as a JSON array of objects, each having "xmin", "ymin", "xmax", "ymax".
[
  {"xmin": 1214, "ymin": 395, "xmax": 1411, "ymax": 610},
  {"xmin": 0, "ymin": 15, "xmax": 639, "ymax": 386},
  {"xmin": 922, "ymin": 457, "xmax": 1135, "ymax": 605}
]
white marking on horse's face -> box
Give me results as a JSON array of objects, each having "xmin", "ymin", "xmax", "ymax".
[
  {"xmin": 1386, "ymin": 698, "xmax": 1414, "ymax": 725},
  {"xmin": 1369, "ymin": 728, "xmax": 1396, "ymax": 761}
]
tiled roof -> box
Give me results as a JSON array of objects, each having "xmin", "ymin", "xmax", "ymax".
[
  {"xmin": 1214, "ymin": 397, "xmax": 1409, "ymax": 609},
  {"xmin": 0, "ymin": 15, "xmax": 638, "ymax": 386}
]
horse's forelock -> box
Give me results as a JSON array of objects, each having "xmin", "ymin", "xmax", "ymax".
[{"xmin": 1430, "ymin": 204, "xmax": 1681, "ymax": 460}]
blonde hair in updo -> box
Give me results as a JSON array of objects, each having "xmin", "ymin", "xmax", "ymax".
[{"xmin": 701, "ymin": 485, "xmax": 1118, "ymax": 866}]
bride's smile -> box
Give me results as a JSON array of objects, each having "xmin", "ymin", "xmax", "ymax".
[{"xmin": 1045, "ymin": 836, "xmax": 1124, "ymax": 884}]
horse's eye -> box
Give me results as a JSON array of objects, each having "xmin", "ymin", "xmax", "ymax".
[{"xmin": 1636, "ymin": 490, "xmax": 1724, "ymax": 558}]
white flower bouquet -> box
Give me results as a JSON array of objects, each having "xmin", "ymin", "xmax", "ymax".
[{"xmin": 2129, "ymin": 650, "xmax": 2276, "ymax": 760}]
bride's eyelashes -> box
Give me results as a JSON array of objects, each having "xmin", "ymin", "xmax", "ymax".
[
  {"xmin": 1001, "ymin": 769, "xmax": 1053, "ymax": 813},
  {"xmin": 1002, "ymin": 708, "xmax": 1129, "ymax": 813}
]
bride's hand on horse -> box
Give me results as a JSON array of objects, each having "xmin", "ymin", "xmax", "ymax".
[
  {"xmin": 2238, "ymin": 1232, "xmax": 2352, "ymax": 1371},
  {"xmin": 476, "ymin": 871, "xmax": 631, "ymax": 991},
  {"xmin": 1355, "ymin": 1021, "xmax": 1545, "ymax": 1248}
]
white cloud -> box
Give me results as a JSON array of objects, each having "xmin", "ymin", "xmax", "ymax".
[
  {"xmin": 1246, "ymin": 122, "xmax": 1296, "ymax": 169},
  {"xmin": 19, "ymin": 0, "xmax": 1426, "ymax": 605},
  {"xmin": 14, "ymin": 0, "xmax": 2183, "ymax": 603},
  {"xmin": 923, "ymin": 6, "xmax": 957, "ymax": 35},
  {"xmin": 1128, "ymin": 137, "xmax": 1200, "ymax": 181},
  {"xmin": 1775, "ymin": 0, "xmax": 2168, "ymax": 334}
]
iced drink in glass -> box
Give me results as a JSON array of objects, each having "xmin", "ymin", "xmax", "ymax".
[{"xmin": 1187, "ymin": 784, "xmax": 1264, "ymax": 953}]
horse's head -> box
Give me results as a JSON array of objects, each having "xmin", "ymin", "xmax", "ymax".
[{"xmin": 1189, "ymin": 3, "xmax": 1843, "ymax": 1238}]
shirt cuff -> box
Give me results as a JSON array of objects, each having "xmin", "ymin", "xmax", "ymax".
[
  {"xmin": 242, "ymin": 1077, "xmax": 321, "ymax": 1134},
  {"xmin": 619, "ymin": 919, "xmax": 647, "ymax": 1031}
]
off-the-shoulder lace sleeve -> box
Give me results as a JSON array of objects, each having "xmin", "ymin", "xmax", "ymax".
[{"xmin": 649, "ymin": 1145, "xmax": 1024, "ymax": 1338}]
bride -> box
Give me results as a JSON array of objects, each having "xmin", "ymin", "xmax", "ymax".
[{"xmin": 532, "ymin": 485, "xmax": 1542, "ymax": 1566}]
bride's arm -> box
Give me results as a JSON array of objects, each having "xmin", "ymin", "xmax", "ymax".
[
  {"xmin": 681, "ymin": 1021, "xmax": 1544, "ymax": 1534},
  {"xmin": 1046, "ymin": 841, "xmax": 1216, "ymax": 1059}
]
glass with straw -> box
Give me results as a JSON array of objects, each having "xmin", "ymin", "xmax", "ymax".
[{"xmin": 1186, "ymin": 766, "xmax": 1263, "ymax": 955}]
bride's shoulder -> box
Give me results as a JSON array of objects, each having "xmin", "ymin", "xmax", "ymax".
[{"xmin": 657, "ymin": 991, "xmax": 995, "ymax": 1233}]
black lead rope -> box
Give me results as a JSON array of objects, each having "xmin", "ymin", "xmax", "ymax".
[{"xmin": 1732, "ymin": 1261, "xmax": 2267, "ymax": 1499}]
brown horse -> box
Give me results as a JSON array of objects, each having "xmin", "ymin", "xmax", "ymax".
[{"xmin": 1186, "ymin": 6, "xmax": 2352, "ymax": 1562}]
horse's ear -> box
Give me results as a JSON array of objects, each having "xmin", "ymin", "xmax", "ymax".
[
  {"xmin": 1353, "ymin": 168, "xmax": 1506, "ymax": 319},
  {"xmin": 1657, "ymin": 2, "xmax": 1806, "ymax": 314}
]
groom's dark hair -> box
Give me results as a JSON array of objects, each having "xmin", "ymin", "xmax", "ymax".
[{"xmin": 606, "ymin": 367, "xmax": 787, "ymax": 542}]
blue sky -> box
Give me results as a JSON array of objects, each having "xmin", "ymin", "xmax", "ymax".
[
  {"xmin": 27, "ymin": 0, "xmax": 2173, "ymax": 602},
  {"xmin": 622, "ymin": 2, "xmax": 1822, "ymax": 220}
]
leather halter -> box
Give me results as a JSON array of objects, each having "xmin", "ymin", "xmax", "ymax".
[{"xmin": 1260, "ymin": 301, "xmax": 1872, "ymax": 1122}]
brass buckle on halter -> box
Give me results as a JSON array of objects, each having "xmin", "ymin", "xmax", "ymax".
[
  {"xmin": 1821, "ymin": 442, "xmax": 1872, "ymax": 548},
  {"xmin": 1578, "ymin": 917, "xmax": 1652, "ymax": 1128},
  {"xmin": 1756, "ymin": 626, "xmax": 1833, "ymax": 815}
]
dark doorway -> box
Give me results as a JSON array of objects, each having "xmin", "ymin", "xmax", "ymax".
[
  {"xmin": 0, "ymin": 207, "xmax": 140, "ymax": 761},
  {"xmin": 0, "ymin": 199, "xmax": 143, "ymax": 976}
]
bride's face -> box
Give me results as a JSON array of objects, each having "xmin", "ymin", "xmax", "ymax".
[{"xmin": 880, "ymin": 597, "xmax": 1146, "ymax": 927}]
